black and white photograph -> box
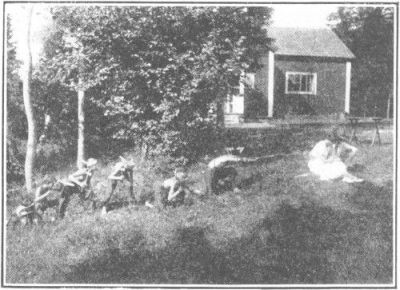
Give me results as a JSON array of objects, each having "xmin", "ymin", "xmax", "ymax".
[{"xmin": 2, "ymin": 1, "xmax": 397, "ymax": 287}]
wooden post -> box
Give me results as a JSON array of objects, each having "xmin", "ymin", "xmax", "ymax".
[
  {"xmin": 267, "ymin": 51, "xmax": 275, "ymax": 118},
  {"xmin": 348, "ymin": 117, "xmax": 360, "ymax": 143},
  {"xmin": 345, "ymin": 61, "xmax": 351, "ymax": 114},
  {"xmin": 371, "ymin": 117, "xmax": 382, "ymax": 146}
]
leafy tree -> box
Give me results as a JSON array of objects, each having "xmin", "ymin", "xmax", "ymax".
[
  {"xmin": 40, "ymin": 6, "xmax": 272, "ymax": 162},
  {"xmin": 7, "ymin": 15, "xmax": 25, "ymax": 183},
  {"xmin": 329, "ymin": 7, "xmax": 394, "ymax": 118}
]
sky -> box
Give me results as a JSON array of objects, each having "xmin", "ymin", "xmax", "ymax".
[
  {"xmin": 272, "ymin": 4, "xmax": 338, "ymax": 28},
  {"xmin": 4, "ymin": 4, "xmax": 347, "ymax": 64}
]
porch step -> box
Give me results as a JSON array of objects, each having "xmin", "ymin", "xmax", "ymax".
[{"xmin": 224, "ymin": 114, "xmax": 243, "ymax": 125}]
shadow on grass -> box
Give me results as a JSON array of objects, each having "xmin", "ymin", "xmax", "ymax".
[
  {"xmin": 103, "ymin": 201, "xmax": 130, "ymax": 212},
  {"xmin": 64, "ymin": 181, "xmax": 392, "ymax": 284}
]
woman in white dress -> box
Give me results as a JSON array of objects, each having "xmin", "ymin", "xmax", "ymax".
[{"xmin": 308, "ymin": 130, "xmax": 363, "ymax": 183}]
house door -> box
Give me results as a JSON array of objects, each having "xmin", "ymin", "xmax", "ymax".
[{"xmin": 225, "ymin": 94, "xmax": 244, "ymax": 115}]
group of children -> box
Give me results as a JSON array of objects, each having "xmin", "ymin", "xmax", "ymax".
[{"xmin": 11, "ymin": 126, "xmax": 364, "ymax": 225}]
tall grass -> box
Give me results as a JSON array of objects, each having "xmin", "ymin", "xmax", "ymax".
[{"xmin": 6, "ymin": 128, "xmax": 393, "ymax": 284}]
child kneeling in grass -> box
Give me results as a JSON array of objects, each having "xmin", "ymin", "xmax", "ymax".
[{"xmin": 159, "ymin": 168, "xmax": 190, "ymax": 207}]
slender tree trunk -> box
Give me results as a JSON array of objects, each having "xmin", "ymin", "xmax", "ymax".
[
  {"xmin": 23, "ymin": 5, "xmax": 36, "ymax": 192},
  {"xmin": 216, "ymin": 99, "xmax": 224, "ymax": 127},
  {"xmin": 141, "ymin": 141, "xmax": 149, "ymax": 161},
  {"xmin": 386, "ymin": 93, "xmax": 392, "ymax": 119},
  {"xmin": 363, "ymin": 93, "xmax": 368, "ymax": 117},
  {"xmin": 77, "ymin": 82, "xmax": 85, "ymax": 168}
]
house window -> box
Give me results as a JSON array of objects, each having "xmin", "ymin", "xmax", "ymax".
[{"xmin": 285, "ymin": 72, "xmax": 317, "ymax": 94}]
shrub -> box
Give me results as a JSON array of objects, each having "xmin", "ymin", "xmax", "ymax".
[{"xmin": 6, "ymin": 138, "xmax": 25, "ymax": 184}]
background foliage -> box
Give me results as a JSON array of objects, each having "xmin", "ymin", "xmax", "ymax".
[
  {"xmin": 329, "ymin": 7, "xmax": 394, "ymax": 118},
  {"xmin": 7, "ymin": 15, "xmax": 25, "ymax": 182},
  {"xmin": 7, "ymin": 6, "xmax": 395, "ymax": 183},
  {"xmin": 37, "ymin": 6, "xmax": 272, "ymax": 163}
]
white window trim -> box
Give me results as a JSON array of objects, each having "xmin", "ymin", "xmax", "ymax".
[{"xmin": 285, "ymin": 72, "xmax": 317, "ymax": 95}]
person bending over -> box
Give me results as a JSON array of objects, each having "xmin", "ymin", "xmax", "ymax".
[
  {"xmin": 68, "ymin": 158, "xmax": 98, "ymax": 191},
  {"xmin": 34, "ymin": 176, "xmax": 59, "ymax": 216},
  {"xmin": 58, "ymin": 158, "xmax": 98, "ymax": 218},
  {"xmin": 102, "ymin": 156, "xmax": 135, "ymax": 209}
]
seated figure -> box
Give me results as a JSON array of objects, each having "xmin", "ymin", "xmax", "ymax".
[
  {"xmin": 159, "ymin": 168, "xmax": 189, "ymax": 207},
  {"xmin": 308, "ymin": 129, "xmax": 363, "ymax": 183}
]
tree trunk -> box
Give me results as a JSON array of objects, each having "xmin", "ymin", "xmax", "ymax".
[
  {"xmin": 77, "ymin": 85, "xmax": 85, "ymax": 168},
  {"xmin": 216, "ymin": 99, "xmax": 224, "ymax": 127},
  {"xmin": 363, "ymin": 93, "xmax": 368, "ymax": 117},
  {"xmin": 386, "ymin": 93, "xmax": 392, "ymax": 119},
  {"xmin": 23, "ymin": 5, "xmax": 36, "ymax": 192},
  {"xmin": 141, "ymin": 141, "xmax": 148, "ymax": 161}
]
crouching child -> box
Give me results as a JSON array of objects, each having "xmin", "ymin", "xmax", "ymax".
[
  {"xmin": 7, "ymin": 203, "xmax": 38, "ymax": 227},
  {"xmin": 159, "ymin": 168, "xmax": 190, "ymax": 208},
  {"xmin": 9, "ymin": 176, "xmax": 59, "ymax": 226}
]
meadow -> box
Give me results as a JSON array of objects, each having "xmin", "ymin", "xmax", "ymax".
[{"xmin": 5, "ymin": 125, "xmax": 394, "ymax": 284}]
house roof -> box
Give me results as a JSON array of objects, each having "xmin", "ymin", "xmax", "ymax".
[{"xmin": 268, "ymin": 27, "xmax": 355, "ymax": 59}]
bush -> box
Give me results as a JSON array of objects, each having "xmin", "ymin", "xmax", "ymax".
[
  {"xmin": 7, "ymin": 138, "xmax": 25, "ymax": 184},
  {"xmin": 36, "ymin": 142, "xmax": 72, "ymax": 173}
]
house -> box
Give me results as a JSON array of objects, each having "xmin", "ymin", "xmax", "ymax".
[{"xmin": 224, "ymin": 27, "xmax": 355, "ymax": 124}]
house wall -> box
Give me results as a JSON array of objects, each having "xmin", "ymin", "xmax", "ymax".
[
  {"xmin": 274, "ymin": 56, "xmax": 346, "ymax": 117},
  {"xmin": 253, "ymin": 55, "xmax": 347, "ymax": 118},
  {"xmin": 251, "ymin": 56, "xmax": 269, "ymax": 115}
]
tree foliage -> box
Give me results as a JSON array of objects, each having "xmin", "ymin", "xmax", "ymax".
[
  {"xmin": 7, "ymin": 15, "xmax": 25, "ymax": 182},
  {"xmin": 329, "ymin": 7, "xmax": 394, "ymax": 117},
  {"xmin": 39, "ymin": 6, "xmax": 272, "ymax": 162}
]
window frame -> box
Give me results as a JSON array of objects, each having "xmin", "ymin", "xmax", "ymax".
[{"xmin": 285, "ymin": 72, "xmax": 317, "ymax": 95}]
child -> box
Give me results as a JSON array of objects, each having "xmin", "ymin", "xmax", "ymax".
[
  {"xmin": 34, "ymin": 176, "xmax": 59, "ymax": 215},
  {"xmin": 68, "ymin": 158, "xmax": 98, "ymax": 191},
  {"xmin": 102, "ymin": 156, "xmax": 135, "ymax": 210},
  {"xmin": 58, "ymin": 158, "xmax": 98, "ymax": 218},
  {"xmin": 10, "ymin": 204, "xmax": 37, "ymax": 226},
  {"xmin": 159, "ymin": 168, "xmax": 189, "ymax": 207}
]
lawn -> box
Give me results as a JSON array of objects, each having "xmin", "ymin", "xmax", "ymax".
[{"xmin": 5, "ymin": 128, "xmax": 394, "ymax": 284}]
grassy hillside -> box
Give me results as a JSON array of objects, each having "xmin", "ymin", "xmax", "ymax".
[{"xmin": 5, "ymin": 128, "xmax": 393, "ymax": 284}]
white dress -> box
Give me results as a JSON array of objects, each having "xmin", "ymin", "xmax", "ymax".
[{"xmin": 308, "ymin": 140, "xmax": 350, "ymax": 181}]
